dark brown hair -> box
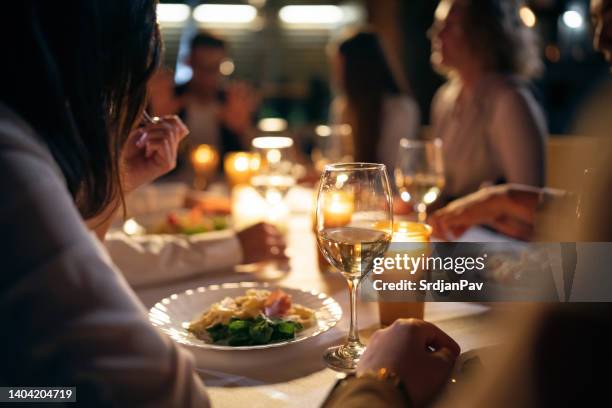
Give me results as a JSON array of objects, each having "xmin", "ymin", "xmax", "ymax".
[
  {"xmin": 337, "ymin": 31, "xmax": 403, "ymax": 163},
  {"xmin": 191, "ymin": 30, "xmax": 226, "ymax": 51},
  {"xmin": 1, "ymin": 0, "xmax": 161, "ymax": 218}
]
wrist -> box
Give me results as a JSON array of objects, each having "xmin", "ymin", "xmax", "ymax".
[{"xmin": 353, "ymin": 368, "xmax": 411, "ymax": 404}]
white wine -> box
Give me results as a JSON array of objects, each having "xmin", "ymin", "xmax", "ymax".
[
  {"xmin": 396, "ymin": 173, "xmax": 445, "ymax": 206},
  {"xmin": 318, "ymin": 227, "xmax": 391, "ymax": 279},
  {"xmin": 251, "ymin": 174, "xmax": 296, "ymax": 202}
]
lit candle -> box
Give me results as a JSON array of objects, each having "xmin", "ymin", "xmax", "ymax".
[
  {"xmin": 378, "ymin": 220, "xmax": 432, "ymax": 326},
  {"xmin": 224, "ymin": 152, "xmax": 260, "ymax": 187},
  {"xmin": 392, "ymin": 221, "xmax": 432, "ymax": 243},
  {"xmin": 322, "ymin": 192, "xmax": 354, "ymax": 228},
  {"xmin": 191, "ymin": 144, "xmax": 219, "ymax": 173},
  {"xmin": 190, "ymin": 144, "xmax": 219, "ymax": 190}
]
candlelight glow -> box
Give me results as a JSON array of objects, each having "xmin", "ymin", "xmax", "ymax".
[
  {"xmin": 190, "ymin": 145, "xmax": 219, "ymax": 174},
  {"xmin": 224, "ymin": 152, "xmax": 260, "ymax": 187},
  {"xmin": 322, "ymin": 192, "xmax": 354, "ymax": 228}
]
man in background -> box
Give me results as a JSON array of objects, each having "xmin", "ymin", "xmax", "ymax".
[{"xmin": 149, "ymin": 31, "xmax": 259, "ymax": 173}]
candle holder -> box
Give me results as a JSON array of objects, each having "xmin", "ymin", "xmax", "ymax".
[
  {"xmin": 190, "ymin": 144, "xmax": 219, "ymax": 190},
  {"xmin": 378, "ymin": 221, "xmax": 432, "ymax": 326}
]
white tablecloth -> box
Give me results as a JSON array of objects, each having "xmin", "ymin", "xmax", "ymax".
[{"xmin": 135, "ymin": 212, "xmax": 504, "ymax": 408}]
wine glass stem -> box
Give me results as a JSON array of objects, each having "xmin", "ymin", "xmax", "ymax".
[{"xmin": 347, "ymin": 277, "xmax": 361, "ymax": 345}]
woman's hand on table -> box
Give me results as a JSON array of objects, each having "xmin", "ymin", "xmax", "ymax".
[
  {"xmin": 429, "ymin": 184, "xmax": 540, "ymax": 241},
  {"xmin": 121, "ymin": 115, "xmax": 189, "ymax": 193},
  {"xmin": 357, "ymin": 319, "xmax": 460, "ymax": 407},
  {"xmin": 237, "ymin": 222, "xmax": 289, "ymax": 264}
]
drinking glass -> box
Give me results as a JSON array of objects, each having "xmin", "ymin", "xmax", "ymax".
[
  {"xmin": 251, "ymin": 136, "xmax": 296, "ymax": 204},
  {"xmin": 311, "ymin": 124, "xmax": 354, "ymax": 172},
  {"xmin": 395, "ymin": 138, "xmax": 445, "ymax": 223},
  {"xmin": 315, "ymin": 163, "xmax": 393, "ymax": 371}
]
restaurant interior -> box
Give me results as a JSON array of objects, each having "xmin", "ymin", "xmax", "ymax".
[{"xmin": 1, "ymin": 0, "xmax": 611, "ymax": 407}]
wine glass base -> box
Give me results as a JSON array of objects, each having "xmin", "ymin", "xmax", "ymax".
[{"xmin": 323, "ymin": 342, "xmax": 366, "ymax": 372}]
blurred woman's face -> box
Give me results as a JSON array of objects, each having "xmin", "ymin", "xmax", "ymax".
[{"xmin": 430, "ymin": 0, "xmax": 472, "ymax": 72}]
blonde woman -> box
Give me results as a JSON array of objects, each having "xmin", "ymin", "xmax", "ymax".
[{"xmin": 430, "ymin": 0, "xmax": 547, "ymax": 200}]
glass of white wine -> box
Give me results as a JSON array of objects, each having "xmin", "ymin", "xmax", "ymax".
[
  {"xmin": 316, "ymin": 163, "xmax": 393, "ymax": 371},
  {"xmin": 395, "ymin": 138, "xmax": 445, "ymax": 223}
]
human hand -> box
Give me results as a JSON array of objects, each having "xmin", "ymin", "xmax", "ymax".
[
  {"xmin": 358, "ymin": 319, "xmax": 460, "ymax": 407},
  {"xmin": 236, "ymin": 222, "xmax": 289, "ymax": 264},
  {"xmin": 121, "ymin": 115, "xmax": 189, "ymax": 193},
  {"xmin": 429, "ymin": 184, "xmax": 540, "ymax": 241}
]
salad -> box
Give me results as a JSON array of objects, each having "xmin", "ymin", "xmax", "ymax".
[
  {"xmin": 187, "ymin": 289, "xmax": 316, "ymax": 346},
  {"xmin": 151, "ymin": 207, "xmax": 229, "ymax": 235}
]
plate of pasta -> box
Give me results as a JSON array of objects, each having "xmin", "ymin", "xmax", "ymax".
[{"xmin": 149, "ymin": 282, "xmax": 343, "ymax": 350}]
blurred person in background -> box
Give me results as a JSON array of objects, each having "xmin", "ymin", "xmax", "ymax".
[
  {"xmin": 325, "ymin": 7, "xmax": 612, "ymax": 407},
  {"xmin": 430, "ymin": 0, "xmax": 612, "ymax": 242},
  {"xmin": 429, "ymin": 0, "xmax": 547, "ymax": 202},
  {"xmin": 149, "ymin": 31, "xmax": 259, "ymax": 170},
  {"xmin": 329, "ymin": 30, "xmax": 420, "ymax": 173}
]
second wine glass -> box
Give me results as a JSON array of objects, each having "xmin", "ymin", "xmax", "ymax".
[
  {"xmin": 316, "ymin": 163, "xmax": 393, "ymax": 371},
  {"xmin": 395, "ymin": 138, "xmax": 445, "ymax": 223}
]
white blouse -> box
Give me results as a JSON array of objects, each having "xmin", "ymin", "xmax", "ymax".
[
  {"xmin": 0, "ymin": 103, "xmax": 210, "ymax": 406},
  {"xmin": 431, "ymin": 74, "xmax": 547, "ymax": 199}
]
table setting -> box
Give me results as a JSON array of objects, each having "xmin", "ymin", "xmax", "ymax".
[{"xmin": 101, "ymin": 134, "xmax": 532, "ymax": 408}]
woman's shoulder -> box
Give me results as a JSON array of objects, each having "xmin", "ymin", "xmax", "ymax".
[
  {"xmin": 0, "ymin": 103, "xmax": 65, "ymax": 182},
  {"xmin": 482, "ymin": 74, "xmax": 534, "ymax": 102},
  {"xmin": 431, "ymin": 79, "xmax": 461, "ymax": 115}
]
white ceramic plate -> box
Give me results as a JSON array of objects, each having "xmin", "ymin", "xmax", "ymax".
[{"xmin": 149, "ymin": 282, "xmax": 342, "ymax": 350}]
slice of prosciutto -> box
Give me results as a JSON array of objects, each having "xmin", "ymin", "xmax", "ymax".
[{"xmin": 264, "ymin": 289, "xmax": 292, "ymax": 317}]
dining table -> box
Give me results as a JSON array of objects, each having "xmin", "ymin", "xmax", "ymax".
[{"xmin": 134, "ymin": 186, "xmax": 512, "ymax": 408}]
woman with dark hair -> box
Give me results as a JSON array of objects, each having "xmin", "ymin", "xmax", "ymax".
[
  {"xmin": 329, "ymin": 30, "xmax": 420, "ymax": 172},
  {"xmin": 0, "ymin": 1, "xmax": 210, "ymax": 404},
  {"xmin": 430, "ymin": 0, "xmax": 547, "ymax": 200}
]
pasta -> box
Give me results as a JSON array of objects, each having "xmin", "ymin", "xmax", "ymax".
[{"xmin": 187, "ymin": 289, "xmax": 316, "ymax": 345}]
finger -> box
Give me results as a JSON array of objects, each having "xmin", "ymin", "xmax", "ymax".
[
  {"xmin": 146, "ymin": 138, "xmax": 174, "ymax": 170},
  {"xmin": 262, "ymin": 223, "xmax": 282, "ymax": 236},
  {"xmin": 266, "ymin": 237, "xmax": 285, "ymax": 247},
  {"xmin": 489, "ymin": 216, "xmax": 533, "ymax": 241},
  {"xmin": 132, "ymin": 129, "xmax": 148, "ymax": 148},
  {"xmin": 420, "ymin": 321, "xmax": 461, "ymax": 356},
  {"xmin": 499, "ymin": 194, "xmax": 537, "ymax": 225},
  {"xmin": 160, "ymin": 115, "xmax": 189, "ymax": 139},
  {"xmin": 435, "ymin": 215, "xmax": 467, "ymax": 241},
  {"xmin": 143, "ymin": 119, "xmax": 185, "ymax": 144},
  {"xmin": 430, "ymin": 346, "xmax": 460, "ymax": 370},
  {"xmin": 266, "ymin": 246, "xmax": 289, "ymax": 261},
  {"xmin": 429, "ymin": 215, "xmax": 452, "ymax": 240}
]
